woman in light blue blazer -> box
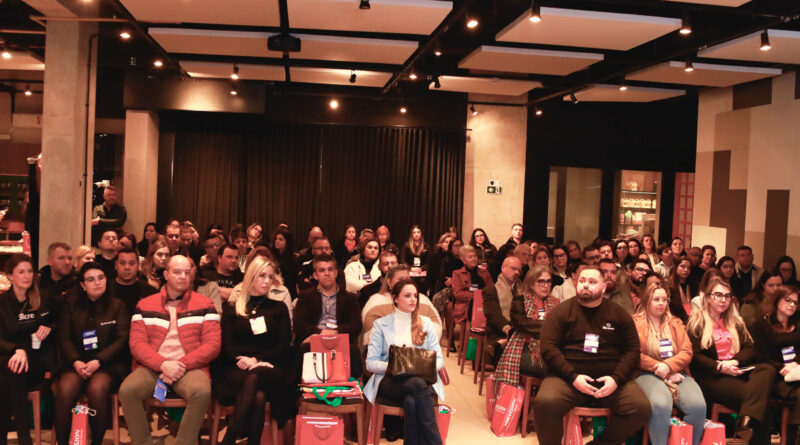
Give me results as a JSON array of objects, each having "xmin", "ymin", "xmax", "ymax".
[{"xmin": 364, "ymin": 278, "xmax": 445, "ymax": 445}]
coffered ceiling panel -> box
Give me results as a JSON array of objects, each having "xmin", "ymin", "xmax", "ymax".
[
  {"xmin": 459, "ymin": 45, "xmax": 604, "ymax": 76},
  {"xmin": 626, "ymin": 61, "xmax": 782, "ymax": 87},
  {"xmin": 566, "ymin": 84, "xmax": 685, "ymax": 102},
  {"xmin": 699, "ymin": 30, "xmax": 800, "ymax": 65},
  {"xmin": 119, "ymin": 0, "xmax": 280, "ymax": 27},
  {"xmin": 431, "ymin": 75, "xmax": 540, "ymax": 96},
  {"xmin": 287, "ymin": 0, "xmax": 451, "ymax": 35}
]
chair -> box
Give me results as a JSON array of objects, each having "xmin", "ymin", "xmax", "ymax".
[
  {"xmin": 210, "ymin": 400, "xmax": 280, "ymax": 445},
  {"xmin": 562, "ymin": 407, "xmax": 612, "ymax": 445},
  {"xmin": 299, "ymin": 398, "xmax": 365, "ymax": 445},
  {"xmin": 27, "ymin": 390, "xmax": 43, "ymax": 445},
  {"xmin": 520, "ymin": 376, "xmax": 542, "ymax": 438},
  {"xmin": 460, "ymin": 328, "xmax": 484, "ymax": 378},
  {"xmin": 711, "ymin": 402, "xmax": 791, "ymax": 445},
  {"xmin": 455, "ymin": 320, "xmax": 468, "ymax": 366},
  {"xmin": 112, "ymin": 395, "xmax": 210, "ymax": 445}
]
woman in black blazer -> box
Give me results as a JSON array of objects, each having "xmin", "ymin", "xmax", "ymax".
[
  {"xmin": 0, "ymin": 254, "xmax": 56, "ymax": 445},
  {"xmin": 53, "ymin": 261, "xmax": 131, "ymax": 445}
]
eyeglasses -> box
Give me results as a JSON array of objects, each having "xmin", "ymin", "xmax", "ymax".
[
  {"xmin": 554, "ymin": 253, "xmax": 567, "ymax": 259},
  {"xmin": 536, "ymin": 279, "xmax": 552, "ymax": 286},
  {"xmin": 783, "ymin": 297, "xmax": 799, "ymax": 307},
  {"xmin": 710, "ymin": 292, "xmax": 732, "ymax": 302}
]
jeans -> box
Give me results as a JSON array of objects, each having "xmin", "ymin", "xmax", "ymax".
[
  {"xmin": 377, "ymin": 376, "xmax": 442, "ymax": 445},
  {"xmin": 635, "ymin": 372, "xmax": 706, "ymax": 445}
]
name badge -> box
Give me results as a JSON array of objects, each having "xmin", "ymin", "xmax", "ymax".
[
  {"xmin": 783, "ymin": 346, "xmax": 796, "ymax": 364},
  {"xmin": 249, "ymin": 316, "xmax": 267, "ymax": 335},
  {"xmin": 362, "ymin": 273, "xmax": 372, "ymax": 282},
  {"xmin": 31, "ymin": 333, "xmax": 41, "ymax": 350},
  {"xmin": 413, "ymin": 257, "xmax": 421, "ymax": 267},
  {"xmin": 83, "ymin": 329, "xmax": 99, "ymax": 351},
  {"xmin": 538, "ymin": 308, "xmax": 546, "ymax": 320},
  {"xmin": 325, "ymin": 317, "xmax": 338, "ymax": 329},
  {"xmin": 659, "ymin": 339, "xmax": 673, "ymax": 359},
  {"xmin": 153, "ymin": 378, "xmax": 168, "ymax": 402},
  {"xmin": 469, "ymin": 283, "xmax": 479, "ymax": 292},
  {"xmin": 584, "ymin": 333, "xmax": 599, "ymax": 354}
]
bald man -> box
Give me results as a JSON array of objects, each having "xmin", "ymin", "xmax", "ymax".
[{"xmin": 482, "ymin": 256, "xmax": 524, "ymax": 364}]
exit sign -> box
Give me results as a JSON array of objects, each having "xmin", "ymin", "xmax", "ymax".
[{"xmin": 487, "ymin": 186, "xmax": 502, "ymax": 194}]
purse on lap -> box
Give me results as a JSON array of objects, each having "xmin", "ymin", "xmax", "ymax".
[{"xmin": 386, "ymin": 344, "xmax": 437, "ymax": 384}]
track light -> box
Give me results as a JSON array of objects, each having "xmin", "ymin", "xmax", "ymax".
[
  {"xmin": 470, "ymin": 105, "xmax": 478, "ymax": 116},
  {"xmin": 535, "ymin": 107, "xmax": 543, "ymax": 116},
  {"xmin": 760, "ymin": 30, "xmax": 771, "ymax": 51},
  {"xmin": 119, "ymin": 31, "xmax": 131, "ymax": 40},
  {"xmin": 619, "ymin": 83, "xmax": 628, "ymax": 91},
  {"xmin": 1, "ymin": 48, "xmax": 10, "ymax": 60},
  {"xmin": 466, "ymin": 18, "xmax": 478, "ymax": 29},
  {"xmin": 409, "ymin": 73, "xmax": 418, "ymax": 80},
  {"xmin": 349, "ymin": 70, "xmax": 357, "ymax": 83},
  {"xmin": 24, "ymin": 84, "xmax": 32, "ymax": 96},
  {"xmin": 153, "ymin": 59, "xmax": 163, "ymax": 68},
  {"xmin": 570, "ymin": 93, "xmax": 579, "ymax": 104},
  {"xmin": 400, "ymin": 106, "xmax": 407, "ymax": 114},
  {"xmin": 230, "ymin": 87, "xmax": 238, "ymax": 96},
  {"xmin": 359, "ymin": 0, "xmax": 370, "ymax": 9},
  {"xmin": 529, "ymin": 2, "xmax": 541, "ymax": 23},
  {"xmin": 684, "ymin": 59, "xmax": 694, "ymax": 72},
  {"xmin": 433, "ymin": 76, "xmax": 441, "ymax": 89},
  {"xmin": 434, "ymin": 49, "xmax": 442, "ymax": 57},
  {"xmin": 679, "ymin": 16, "xmax": 692, "ymax": 35},
  {"xmin": 231, "ymin": 64, "xmax": 239, "ymax": 80},
  {"xmin": 329, "ymin": 99, "xmax": 339, "ymax": 109}
]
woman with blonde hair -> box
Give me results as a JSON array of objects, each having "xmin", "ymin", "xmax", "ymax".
[
  {"xmin": 634, "ymin": 282, "xmax": 705, "ymax": 445},
  {"xmin": 140, "ymin": 239, "xmax": 170, "ymax": 289},
  {"xmin": 74, "ymin": 244, "xmax": 96, "ymax": 270},
  {"xmin": 212, "ymin": 257, "xmax": 295, "ymax": 444},
  {"xmin": 687, "ymin": 276, "xmax": 775, "ymax": 444}
]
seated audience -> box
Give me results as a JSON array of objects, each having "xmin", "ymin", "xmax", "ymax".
[
  {"xmin": 565, "ymin": 240, "xmax": 582, "ymax": 265},
  {"xmin": 627, "ymin": 238, "xmax": 643, "ymax": 262},
  {"xmin": 137, "ymin": 222, "xmax": 158, "ymax": 258},
  {"xmin": 230, "ymin": 229, "xmax": 250, "ymax": 271},
  {"xmin": 54, "ymin": 262, "xmax": 131, "ymax": 445},
  {"xmin": 740, "ymin": 271, "xmax": 782, "ymax": 327},
  {"xmin": 360, "ymin": 251, "xmax": 399, "ymax": 308},
  {"xmin": 0, "ymin": 254, "xmax": 56, "ymax": 445},
  {"xmin": 199, "ymin": 234, "xmax": 223, "ymax": 271},
  {"xmin": 552, "ymin": 262, "xmax": 584, "ymax": 302},
  {"xmin": 633, "ymin": 282, "xmax": 705, "ymax": 445},
  {"xmin": 401, "ymin": 225, "xmax": 429, "ymax": 271},
  {"xmin": 293, "ymin": 254, "xmax": 363, "ymax": 378},
  {"xmin": 627, "ymin": 259, "xmax": 653, "ymax": 307},
  {"xmin": 246, "ymin": 223, "xmax": 263, "ymax": 249},
  {"xmin": 687, "ymin": 276, "xmax": 774, "ymax": 444},
  {"xmin": 506, "ymin": 223, "xmax": 523, "ymax": 246},
  {"xmin": 38, "ymin": 242, "xmax": 78, "ymax": 316},
  {"xmin": 344, "ymin": 237, "xmax": 381, "ymax": 295},
  {"xmin": 582, "ymin": 245, "xmax": 600, "ymax": 266},
  {"xmin": 452, "ymin": 246, "xmax": 493, "ymax": 326},
  {"xmin": 119, "ymin": 255, "xmax": 221, "ymax": 445},
  {"xmin": 228, "ymin": 247, "xmax": 291, "ymax": 325},
  {"xmin": 297, "ymin": 236, "xmax": 345, "ymax": 291},
  {"xmin": 202, "ymin": 243, "xmax": 245, "ymax": 302},
  {"xmin": 775, "ymin": 256, "xmax": 800, "ymax": 287},
  {"xmin": 469, "ymin": 228, "xmax": 497, "ymax": 264},
  {"xmin": 364, "ymin": 279, "xmax": 445, "ymax": 445},
  {"xmin": 597, "ymin": 241, "xmax": 614, "ymax": 262},
  {"xmin": 269, "ymin": 228, "xmax": 298, "ymax": 301},
  {"xmin": 119, "ymin": 232, "xmax": 137, "ymax": 252},
  {"xmin": 614, "ymin": 239, "xmax": 630, "ymax": 268},
  {"xmin": 716, "ymin": 256, "xmax": 736, "ymax": 284},
  {"xmin": 532, "ymin": 245, "xmax": 565, "ymax": 287},
  {"xmin": 376, "ymin": 225, "xmax": 400, "ymax": 257},
  {"xmin": 178, "ymin": 223, "xmax": 203, "ymax": 266},
  {"xmin": 191, "ymin": 259, "xmax": 222, "ymax": 313},
  {"xmin": 599, "ymin": 259, "xmax": 634, "ymax": 313},
  {"xmin": 514, "ymin": 243, "xmax": 532, "ymax": 278},
  {"xmin": 731, "ymin": 245, "xmax": 763, "ymax": 301},
  {"xmin": 534, "ymin": 266, "xmax": 651, "ymax": 445},
  {"xmin": 494, "ymin": 265, "xmax": 558, "ymax": 391},
  {"xmin": 165, "ymin": 224, "xmax": 181, "ymax": 255},
  {"xmin": 95, "ymin": 229, "xmax": 119, "ymax": 280},
  {"xmin": 141, "ymin": 239, "xmax": 170, "ymax": 289},
  {"xmin": 110, "ymin": 248, "xmax": 158, "ymax": 315},
  {"xmin": 74, "ymin": 245, "xmax": 96, "ymax": 271},
  {"xmin": 653, "ymin": 243, "xmax": 674, "ymax": 279},
  {"xmin": 482, "ymin": 257, "xmax": 523, "ymax": 364},
  {"xmin": 552, "ymin": 245, "xmax": 569, "ymax": 279},
  {"xmin": 668, "ymin": 256, "xmax": 694, "ymax": 322},
  {"xmin": 642, "ymin": 235, "xmax": 658, "ymax": 266},
  {"xmin": 439, "ymin": 238, "xmax": 464, "ymax": 285},
  {"xmin": 333, "ymin": 224, "xmax": 358, "ymax": 266},
  {"xmin": 296, "ymin": 226, "xmax": 323, "ymax": 264},
  {"xmin": 213, "ymin": 257, "xmax": 296, "ymax": 445}
]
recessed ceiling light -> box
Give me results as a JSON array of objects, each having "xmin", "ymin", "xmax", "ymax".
[
  {"xmin": 24, "ymin": 84, "xmax": 32, "ymax": 96},
  {"xmin": 535, "ymin": 107, "xmax": 543, "ymax": 116},
  {"xmin": 434, "ymin": 50, "xmax": 442, "ymax": 57},
  {"xmin": 466, "ymin": 18, "xmax": 478, "ymax": 29},
  {"xmin": 153, "ymin": 60, "xmax": 164, "ymax": 68},
  {"xmin": 400, "ymin": 106, "xmax": 407, "ymax": 114},
  {"xmin": 409, "ymin": 73, "xmax": 418, "ymax": 80},
  {"xmin": 330, "ymin": 99, "xmax": 339, "ymax": 109},
  {"xmin": 119, "ymin": 31, "xmax": 131, "ymax": 40},
  {"xmin": 359, "ymin": 0, "xmax": 370, "ymax": 9},
  {"xmin": 1, "ymin": 50, "xmax": 11, "ymax": 60},
  {"xmin": 619, "ymin": 84, "xmax": 628, "ymax": 91},
  {"xmin": 230, "ymin": 86, "xmax": 238, "ymax": 96}
]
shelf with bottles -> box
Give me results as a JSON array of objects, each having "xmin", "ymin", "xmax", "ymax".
[{"xmin": 619, "ymin": 197, "xmax": 658, "ymax": 210}]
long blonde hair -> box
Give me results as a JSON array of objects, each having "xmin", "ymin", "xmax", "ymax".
[
  {"xmin": 637, "ymin": 282, "xmax": 675, "ymax": 359},
  {"xmin": 232, "ymin": 256, "xmax": 276, "ymax": 317},
  {"xmin": 391, "ymin": 278, "xmax": 426, "ymax": 346},
  {"xmin": 686, "ymin": 277, "xmax": 750, "ymax": 353}
]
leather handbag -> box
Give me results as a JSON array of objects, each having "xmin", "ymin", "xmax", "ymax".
[
  {"xmin": 387, "ymin": 345, "xmax": 437, "ymax": 384},
  {"xmin": 301, "ymin": 352, "xmax": 329, "ymax": 384},
  {"xmin": 310, "ymin": 333, "xmax": 350, "ymax": 383}
]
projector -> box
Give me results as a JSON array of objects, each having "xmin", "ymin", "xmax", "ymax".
[{"xmin": 268, "ymin": 33, "xmax": 301, "ymax": 52}]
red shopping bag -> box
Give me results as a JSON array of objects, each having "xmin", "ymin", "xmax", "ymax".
[
  {"xmin": 699, "ymin": 420, "xmax": 726, "ymax": 445},
  {"xmin": 69, "ymin": 405, "xmax": 94, "ymax": 445},
  {"xmin": 435, "ymin": 404, "xmax": 454, "ymax": 444},
  {"xmin": 563, "ymin": 410, "xmax": 583, "ymax": 445},
  {"xmin": 310, "ymin": 333, "xmax": 350, "ymax": 383},
  {"xmin": 295, "ymin": 415, "xmax": 343, "ymax": 445},
  {"xmin": 485, "ymin": 374, "xmax": 498, "ymax": 419},
  {"xmin": 490, "ymin": 383, "xmax": 524, "ymax": 437},
  {"xmin": 471, "ymin": 289, "xmax": 486, "ymax": 332},
  {"xmin": 668, "ymin": 418, "xmax": 694, "ymax": 445},
  {"xmin": 259, "ymin": 420, "xmax": 274, "ymax": 445}
]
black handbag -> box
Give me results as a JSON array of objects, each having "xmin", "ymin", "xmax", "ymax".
[{"xmin": 386, "ymin": 345, "xmax": 437, "ymax": 384}]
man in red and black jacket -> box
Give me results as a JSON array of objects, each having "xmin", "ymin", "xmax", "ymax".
[{"xmin": 119, "ymin": 255, "xmax": 221, "ymax": 445}]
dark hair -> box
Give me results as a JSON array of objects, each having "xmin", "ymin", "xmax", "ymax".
[
  {"xmin": 632, "ymin": 259, "xmax": 652, "ymax": 271},
  {"xmin": 627, "ymin": 238, "xmax": 643, "ymax": 253},
  {"xmin": 716, "ymin": 256, "xmax": 735, "ymax": 269},
  {"xmin": 769, "ymin": 285, "xmax": 800, "ymax": 328},
  {"xmin": 270, "ymin": 228, "xmax": 296, "ymax": 257},
  {"xmin": 469, "ymin": 228, "xmax": 493, "ymax": 249},
  {"xmin": 218, "ymin": 243, "xmax": 239, "ymax": 257},
  {"xmin": 79, "ymin": 261, "xmax": 105, "ymax": 281},
  {"xmin": 312, "ymin": 253, "xmax": 337, "ymax": 269},
  {"xmin": 775, "ymin": 256, "xmax": 798, "ymax": 285},
  {"xmin": 737, "ymin": 245, "xmax": 753, "ymax": 253},
  {"xmin": 701, "ymin": 245, "xmax": 716, "ymax": 254},
  {"xmin": 598, "ymin": 258, "xmax": 616, "ymax": 267},
  {"xmin": 116, "ymin": 248, "xmax": 139, "ymax": 260},
  {"xmin": 311, "ymin": 236, "xmax": 331, "ymax": 248},
  {"xmin": 206, "ymin": 223, "xmax": 224, "ymax": 237},
  {"xmin": 597, "ymin": 240, "xmax": 613, "ymax": 250}
]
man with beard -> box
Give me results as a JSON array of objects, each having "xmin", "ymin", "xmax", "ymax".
[
  {"xmin": 626, "ymin": 259, "xmax": 652, "ymax": 310},
  {"xmin": 599, "ymin": 259, "xmax": 634, "ymax": 314},
  {"xmin": 533, "ymin": 266, "xmax": 650, "ymax": 445}
]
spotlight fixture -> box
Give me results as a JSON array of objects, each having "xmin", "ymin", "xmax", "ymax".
[
  {"xmin": 684, "ymin": 59, "xmax": 694, "ymax": 72},
  {"xmin": 433, "ymin": 76, "xmax": 441, "ymax": 89},
  {"xmin": 230, "ymin": 85, "xmax": 238, "ymax": 96},
  {"xmin": 760, "ymin": 30, "xmax": 771, "ymax": 51},
  {"xmin": 399, "ymin": 106, "xmax": 407, "ymax": 114},
  {"xmin": 409, "ymin": 73, "xmax": 418, "ymax": 80},
  {"xmin": 529, "ymin": 2, "xmax": 541, "ymax": 23},
  {"xmin": 349, "ymin": 70, "xmax": 357, "ymax": 83},
  {"xmin": 1, "ymin": 48, "xmax": 10, "ymax": 60},
  {"xmin": 466, "ymin": 18, "xmax": 478, "ymax": 29},
  {"xmin": 330, "ymin": 99, "xmax": 339, "ymax": 110},
  {"xmin": 24, "ymin": 84, "xmax": 32, "ymax": 96},
  {"xmin": 153, "ymin": 59, "xmax": 164, "ymax": 68},
  {"xmin": 470, "ymin": 105, "xmax": 478, "ymax": 116},
  {"xmin": 569, "ymin": 93, "xmax": 579, "ymax": 104},
  {"xmin": 434, "ymin": 49, "xmax": 442, "ymax": 57},
  {"xmin": 679, "ymin": 16, "xmax": 692, "ymax": 35},
  {"xmin": 359, "ymin": 0, "xmax": 370, "ymax": 9},
  {"xmin": 535, "ymin": 107, "xmax": 543, "ymax": 116},
  {"xmin": 119, "ymin": 31, "xmax": 131, "ymax": 40},
  {"xmin": 619, "ymin": 84, "xmax": 628, "ymax": 92},
  {"xmin": 231, "ymin": 64, "xmax": 239, "ymax": 80}
]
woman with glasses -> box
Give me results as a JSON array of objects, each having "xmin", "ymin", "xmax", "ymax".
[
  {"xmin": 54, "ymin": 262, "xmax": 130, "ymax": 445},
  {"xmin": 552, "ymin": 245, "xmax": 569, "ymax": 279},
  {"xmin": 751, "ymin": 286, "xmax": 800, "ymax": 444},
  {"xmin": 634, "ymin": 282, "xmax": 705, "ymax": 445},
  {"xmin": 493, "ymin": 265, "xmax": 558, "ymax": 392},
  {"xmin": 687, "ymin": 276, "xmax": 775, "ymax": 444},
  {"xmin": 469, "ymin": 228, "xmax": 497, "ymax": 264},
  {"xmin": 614, "ymin": 240, "xmax": 631, "ymax": 268}
]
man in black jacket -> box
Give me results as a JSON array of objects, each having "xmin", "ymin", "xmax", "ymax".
[
  {"xmin": 91, "ymin": 186, "xmax": 126, "ymax": 244},
  {"xmin": 533, "ymin": 266, "xmax": 650, "ymax": 445},
  {"xmin": 482, "ymin": 256, "xmax": 522, "ymax": 365},
  {"xmin": 109, "ymin": 248, "xmax": 157, "ymax": 315},
  {"xmin": 38, "ymin": 242, "xmax": 78, "ymax": 317}
]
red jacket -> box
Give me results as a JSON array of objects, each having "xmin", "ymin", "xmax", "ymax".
[
  {"xmin": 452, "ymin": 266, "xmax": 494, "ymax": 323},
  {"xmin": 129, "ymin": 288, "xmax": 221, "ymax": 375}
]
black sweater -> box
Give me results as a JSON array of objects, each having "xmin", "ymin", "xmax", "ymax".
[
  {"xmin": 0, "ymin": 288, "xmax": 56, "ymax": 370},
  {"xmin": 750, "ymin": 319, "xmax": 800, "ymax": 370},
  {"xmin": 540, "ymin": 297, "xmax": 640, "ymax": 385},
  {"xmin": 687, "ymin": 322, "xmax": 757, "ymax": 380},
  {"xmin": 219, "ymin": 296, "xmax": 292, "ymax": 368}
]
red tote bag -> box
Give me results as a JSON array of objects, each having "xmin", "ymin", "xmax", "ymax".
[
  {"xmin": 699, "ymin": 420, "xmax": 726, "ymax": 445},
  {"xmin": 471, "ymin": 289, "xmax": 486, "ymax": 332},
  {"xmin": 490, "ymin": 383, "xmax": 524, "ymax": 437},
  {"xmin": 69, "ymin": 405, "xmax": 94, "ymax": 445},
  {"xmin": 295, "ymin": 415, "xmax": 344, "ymax": 445},
  {"xmin": 310, "ymin": 333, "xmax": 350, "ymax": 383},
  {"xmin": 435, "ymin": 404, "xmax": 454, "ymax": 444},
  {"xmin": 485, "ymin": 374, "xmax": 498, "ymax": 419},
  {"xmin": 668, "ymin": 418, "xmax": 693, "ymax": 445}
]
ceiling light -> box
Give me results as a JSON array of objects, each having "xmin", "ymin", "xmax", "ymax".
[
  {"xmin": 409, "ymin": 73, "xmax": 418, "ymax": 80},
  {"xmin": 153, "ymin": 59, "xmax": 163, "ymax": 68},
  {"xmin": 231, "ymin": 64, "xmax": 239, "ymax": 80},
  {"xmin": 434, "ymin": 49, "xmax": 442, "ymax": 57},
  {"xmin": 470, "ymin": 105, "xmax": 478, "ymax": 116},
  {"xmin": 359, "ymin": 0, "xmax": 370, "ymax": 9},
  {"xmin": 760, "ymin": 30, "xmax": 771, "ymax": 51},
  {"xmin": 330, "ymin": 99, "xmax": 339, "ymax": 109},
  {"xmin": 570, "ymin": 93, "xmax": 579, "ymax": 104},
  {"xmin": 619, "ymin": 84, "xmax": 628, "ymax": 91},
  {"xmin": 230, "ymin": 85, "xmax": 238, "ymax": 96},
  {"xmin": 529, "ymin": 2, "xmax": 541, "ymax": 23},
  {"xmin": 349, "ymin": 70, "xmax": 357, "ymax": 83},
  {"xmin": 24, "ymin": 84, "xmax": 32, "ymax": 96},
  {"xmin": 684, "ymin": 59, "xmax": 694, "ymax": 72},
  {"xmin": 679, "ymin": 16, "xmax": 691, "ymax": 35},
  {"xmin": 400, "ymin": 106, "xmax": 407, "ymax": 114},
  {"xmin": 433, "ymin": 76, "xmax": 441, "ymax": 89},
  {"xmin": 535, "ymin": 107, "xmax": 543, "ymax": 116},
  {"xmin": 1, "ymin": 49, "xmax": 10, "ymax": 60},
  {"xmin": 119, "ymin": 31, "xmax": 131, "ymax": 40},
  {"xmin": 466, "ymin": 18, "xmax": 478, "ymax": 29}
]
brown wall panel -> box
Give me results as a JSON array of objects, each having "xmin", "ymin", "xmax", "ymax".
[
  {"xmin": 732, "ymin": 78, "xmax": 772, "ymax": 110},
  {"xmin": 709, "ymin": 150, "xmax": 746, "ymax": 257},
  {"xmin": 763, "ymin": 189, "xmax": 790, "ymax": 269}
]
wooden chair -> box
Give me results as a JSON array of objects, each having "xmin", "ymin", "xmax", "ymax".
[
  {"xmin": 299, "ymin": 398, "xmax": 365, "ymax": 445},
  {"xmin": 454, "ymin": 320, "xmax": 468, "ymax": 365},
  {"xmin": 209, "ymin": 400, "xmax": 280, "ymax": 445},
  {"xmin": 520, "ymin": 376, "xmax": 542, "ymax": 438},
  {"xmin": 711, "ymin": 402, "xmax": 791, "ymax": 445},
  {"xmin": 561, "ymin": 407, "xmax": 612, "ymax": 445},
  {"xmin": 27, "ymin": 390, "xmax": 43, "ymax": 445},
  {"xmin": 460, "ymin": 328, "xmax": 484, "ymax": 378}
]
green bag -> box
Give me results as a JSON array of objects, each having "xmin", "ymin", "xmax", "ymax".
[
  {"xmin": 465, "ymin": 337, "xmax": 477, "ymax": 361},
  {"xmin": 592, "ymin": 416, "xmax": 642, "ymax": 445}
]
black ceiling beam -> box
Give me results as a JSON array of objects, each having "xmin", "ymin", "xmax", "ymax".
[
  {"xmin": 139, "ymin": 22, "xmax": 427, "ymax": 42},
  {"xmin": 171, "ymin": 53, "xmax": 401, "ymax": 73}
]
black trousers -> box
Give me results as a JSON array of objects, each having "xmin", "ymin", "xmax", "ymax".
[
  {"xmin": 0, "ymin": 358, "xmax": 47, "ymax": 445},
  {"xmin": 533, "ymin": 376, "xmax": 652, "ymax": 445},
  {"xmin": 377, "ymin": 376, "xmax": 442, "ymax": 445}
]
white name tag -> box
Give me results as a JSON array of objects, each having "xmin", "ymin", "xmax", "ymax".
[
  {"xmin": 783, "ymin": 346, "xmax": 796, "ymax": 364},
  {"xmin": 659, "ymin": 339, "xmax": 673, "ymax": 358},
  {"xmin": 249, "ymin": 316, "xmax": 267, "ymax": 335},
  {"xmin": 584, "ymin": 333, "xmax": 599, "ymax": 354},
  {"xmin": 362, "ymin": 273, "xmax": 372, "ymax": 282},
  {"xmin": 538, "ymin": 308, "xmax": 546, "ymax": 320},
  {"xmin": 413, "ymin": 257, "xmax": 421, "ymax": 267}
]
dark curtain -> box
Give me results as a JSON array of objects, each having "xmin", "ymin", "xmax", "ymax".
[{"xmin": 170, "ymin": 114, "xmax": 464, "ymax": 248}]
